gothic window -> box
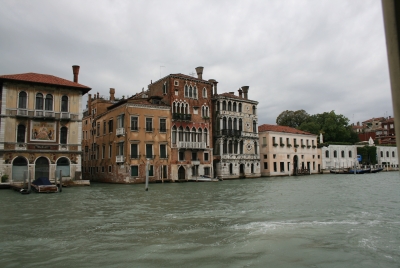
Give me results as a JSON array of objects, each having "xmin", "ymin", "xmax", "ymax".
[
  {"xmin": 233, "ymin": 102, "xmax": 237, "ymax": 112},
  {"xmin": 36, "ymin": 93, "xmax": 43, "ymax": 110},
  {"xmin": 203, "ymin": 87, "xmax": 207, "ymax": 98},
  {"xmin": 222, "ymin": 101, "xmax": 226, "ymax": 110},
  {"xmin": 18, "ymin": 91, "xmax": 27, "ymax": 109},
  {"xmin": 239, "ymin": 119, "xmax": 243, "ymax": 131},
  {"xmin": 193, "ymin": 86, "xmax": 197, "ymax": 99},
  {"xmin": 17, "ymin": 124, "xmax": 25, "ymax": 143},
  {"xmin": 228, "ymin": 101, "xmax": 231, "ymax": 111},
  {"xmin": 172, "ymin": 126, "xmax": 177, "ymax": 144},
  {"xmin": 189, "ymin": 86, "xmax": 193, "ymax": 98},
  {"xmin": 238, "ymin": 103, "xmax": 242, "ymax": 112},
  {"xmin": 184, "ymin": 85, "xmax": 188, "ymax": 97},
  {"xmin": 178, "ymin": 126, "xmax": 183, "ymax": 142},
  {"xmin": 45, "ymin": 94, "xmax": 53, "ymax": 111},
  {"xmin": 61, "ymin": 96, "xmax": 68, "ymax": 112}
]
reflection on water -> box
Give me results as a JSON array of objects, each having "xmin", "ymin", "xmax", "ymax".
[{"xmin": 1, "ymin": 172, "xmax": 400, "ymax": 267}]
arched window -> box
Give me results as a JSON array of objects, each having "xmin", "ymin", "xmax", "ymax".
[
  {"xmin": 172, "ymin": 126, "xmax": 177, "ymax": 144},
  {"xmin": 228, "ymin": 118, "xmax": 232, "ymax": 130},
  {"xmin": 184, "ymin": 127, "xmax": 190, "ymax": 142},
  {"xmin": 193, "ymin": 86, "xmax": 197, "ymax": 99},
  {"xmin": 233, "ymin": 102, "xmax": 237, "ymax": 112},
  {"xmin": 184, "ymin": 85, "xmax": 188, "ymax": 97},
  {"xmin": 163, "ymin": 82, "xmax": 167, "ymax": 94},
  {"xmin": 240, "ymin": 140, "xmax": 244, "ymax": 154},
  {"xmin": 349, "ymin": 151, "xmax": 352, "ymax": 158},
  {"xmin": 61, "ymin": 96, "xmax": 68, "ymax": 112},
  {"xmin": 17, "ymin": 124, "xmax": 25, "ymax": 143},
  {"xmin": 56, "ymin": 157, "xmax": 70, "ymax": 177},
  {"xmin": 253, "ymin": 120, "xmax": 257, "ymax": 133},
  {"xmin": 45, "ymin": 94, "xmax": 53, "ymax": 111},
  {"xmin": 203, "ymin": 88, "xmax": 207, "ymax": 98},
  {"xmin": 239, "ymin": 119, "xmax": 243, "ymax": 131},
  {"xmin": 198, "ymin": 128, "xmax": 202, "ymax": 142},
  {"xmin": 189, "ymin": 86, "xmax": 193, "ymax": 98},
  {"xmin": 191, "ymin": 127, "xmax": 196, "ymax": 142},
  {"xmin": 228, "ymin": 102, "xmax": 231, "ymax": 111},
  {"xmin": 233, "ymin": 118, "xmax": 237, "ymax": 130},
  {"xmin": 334, "ymin": 150, "xmax": 337, "ymax": 158},
  {"xmin": 60, "ymin": 127, "xmax": 68, "ymax": 144},
  {"xmin": 222, "ymin": 101, "xmax": 226, "ymax": 110},
  {"xmin": 223, "ymin": 140, "xmax": 227, "ymax": 154},
  {"xmin": 386, "ymin": 151, "xmax": 389, "ymax": 157},
  {"xmin": 228, "ymin": 140, "xmax": 233, "ymax": 153},
  {"xmin": 223, "ymin": 117, "xmax": 227, "ymax": 130},
  {"xmin": 36, "ymin": 93, "xmax": 43, "ymax": 110},
  {"xmin": 18, "ymin": 91, "xmax": 27, "ymax": 109},
  {"xmin": 341, "ymin": 151, "xmax": 345, "ymax": 158},
  {"xmin": 325, "ymin": 150, "xmax": 329, "ymax": 158},
  {"xmin": 178, "ymin": 126, "xmax": 183, "ymax": 142},
  {"xmin": 381, "ymin": 151, "xmax": 383, "ymax": 157},
  {"xmin": 252, "ymin": 105, "xmax": 256, "ymax": 115},
  {"xmin": 238, "ymin": 103, "xmax": 242, "ymax": 112}
]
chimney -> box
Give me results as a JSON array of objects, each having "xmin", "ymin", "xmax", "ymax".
[
  {"xmin": 72, "ymin": 65, "xmax": 80, "ymax": 83},
  {"xmin": 110, "ymin": 88, "xmax": 115, "ymax": 101},
  {"xmin": 238, "ymin": 88, "xmax": 243, "ymax": 98},
  {"xmin": 229, "ymin": 92, "xmax": 234, "ymax": 95},
  {"xmin": 97, "ymin": 92, "xmax": 99, "ymax": 99},
  {"xmin": 88, "ymin": 94, "xmax": 92, "ymax": 115},
  {"xmin": 195, "ymin": 66, "xmax": 204, "ymax": 80},
  {"xmin": 241, "ymin": 86, "xmax": 249, "ymax": 99}
]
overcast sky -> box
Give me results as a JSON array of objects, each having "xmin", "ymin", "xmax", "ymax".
[{"xmin": 0, "ymin": 0, "xmax": 392, "ymax": 125}]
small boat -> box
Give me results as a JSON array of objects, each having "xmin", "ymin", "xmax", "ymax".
[
  {"xmin": 371, "ymin": 168, "xmax": 383, "ymax": 173},
  {"xmin": 191, "ymin": 175, "xmax": 219, "ymax": 182},
  {"xmin": 31, "ymin": 177, "xmax": 59, "ymax": 193},
  {"xmin": 348, "ymin": 168, "xmax": 371, "ymax": 174}
]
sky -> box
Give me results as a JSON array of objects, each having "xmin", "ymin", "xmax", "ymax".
[{"xmin": 0, "ymin": 0, "xmax": 392, "ymax": 125}]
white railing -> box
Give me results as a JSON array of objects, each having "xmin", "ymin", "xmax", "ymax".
[
  {"xmin": 60, "ymin": 112, "xmax": 70, "ymax": 119},
  {"xmin": 177, "ymin": 141, "xmax": 206, "ymax": 149},
  {"xmin": 116, "ymin": 155, "xmax": 124, "ymax": 163},
  {"xmin": 44, "ymin": 111, "xmax": 55, "ymax": 118},
  {"xmin": 17, "ymin": 109, "xmax": 28, "ymax": 116},
  {"xmin": 35, "ymin": 110, "xmax": 44, "ymax": 117},
  {"xmin": 16, "ymin": 143, "xmax": 27, "ymax": 150},
  {"xmin": 191, "ymin": 160, "xmax": 200, "ymax": 165},
  {"xmin": 116, "ymin": 128, "xmax": 125, "ymax": 136}
]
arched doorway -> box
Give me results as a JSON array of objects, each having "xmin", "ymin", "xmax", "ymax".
[
  {"xmin": 12, "ymin": 156, "xmax": 28, "ymax": 182},
  {"xmin": 229, "ymin": 163, "xmax": 233, "ymax": 174},
  {"xmin": 56, "ymin": 157, "xmax": 70, "ymax": 177},
  {"xmin": 251, "ymin": 163, "xmax": 254, "ymax": 173},
  {"xmin": 35, "ymin": 157, "xmax": 49, "ymax": 180},
  {"xmin": 178, "ymin": 166, "xmax": 186, "ymax": 180},
  {"xmin": 293, "ymin": 155, "xmax": 298, "ymax": 175},
  {"xmin": 239, "ymin": 163, "xmax": 245, "ymax": 177}
]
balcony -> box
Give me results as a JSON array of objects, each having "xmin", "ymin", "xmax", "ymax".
[
  {"xmin": 116, "ymin": 128, "xmax": 125, "ymax": 136},
  {"xmin": 177, "ymin": 141, "xmax": 206, "ymax": 149},
  {"xmin": 16, "ymin": 143, "xmax": 27, "ymax": 150},
  {"xmin": 218, "ymin": 129, "xmax": 241, "ymax": 137},
  {"xmin": 191, "ymin": 160, "xmax": 200, "ymax": 165},
  {"xmin": 116, "ymin": 155, "xmax": 125, "ymax": 163},
  {"xmin": 17, "ymin": 109, "xmax": 28, "ymax": 117},
  {"xmin": 130, "ymin": 154, "xmax": 140, "ymax": 159},
  {"xmin": 60, "ymin": 112, "xmax": 70, "ymax": 120},
  {"xmin": 172, "ymin": 113, "xmax": 192, "ymax": 121}
]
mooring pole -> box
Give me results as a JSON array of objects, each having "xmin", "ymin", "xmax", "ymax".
[
  {"xmin": 59, "ymin": 170, "xmax": 62, "ymax": 192},
  {"xmin": 54, "ymin": 169, "xmax": 58, "ymax": 188},
  {"xmin": 145, "ymin": 159, "xmax": 149, "ymax": 191}
]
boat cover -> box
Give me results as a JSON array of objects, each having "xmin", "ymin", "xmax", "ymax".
[{"xmin": 32, "ymin": 177, "xmax": 52, "ymax": 186}]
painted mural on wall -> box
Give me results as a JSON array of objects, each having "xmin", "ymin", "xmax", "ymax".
[{"xmin": 31, "ymin": 121, "xmax": 56, "ymax": 141}]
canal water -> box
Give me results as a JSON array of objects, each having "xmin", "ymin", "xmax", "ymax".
[{"xmin": 1, "ymin": 172, "xmax": 400, "ymax": 268}]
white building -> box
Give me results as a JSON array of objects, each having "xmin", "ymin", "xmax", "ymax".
[
  {"xmin": 376, "ymin": 146, "xmax": 399, "ymax": 169},
  {"xmin": 321, "ymin": 145, "xmax": 357, "ymax": 171}
]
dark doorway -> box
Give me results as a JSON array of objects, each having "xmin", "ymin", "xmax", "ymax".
[
  {"xmin": 35, "ymin": 157, "xmax": 49, "ymax": 180},
  {"xmin": 12, "ymin": 156, "xmax": 28, "ymax": 182},
  {"xmin": 293, "ymin": 155, "xmax": 298, "ymax": 175},
  {"xmin": 178, "ymin": 166, "xmax": 186, "ymax": 180},
  {"xmin": 239, "ymin": 164, "xmax": 245, "ymax": 177}
]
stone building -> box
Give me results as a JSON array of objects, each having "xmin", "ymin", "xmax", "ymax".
[
  {"xmin": 258, "ymin": 124, "xmax": 320, "ymax": 176},
  {"xmin": 82, "ymin": 89, "xmax": 171, "ymax": 183},
  {"xmin": 147, "ymin": 67, "xmax": 213, "ymax": 181},
  {"xmin": 376, "ymin": 146, "xmax": 399, "ymax": 169},
  {"xmin": 321, "ymin": 144, "xmax": 357, "ymax": 171},
  {"xmin": 0, "ymin": 66, "xmax": 91, "ymax": 182},
  {"xmin": 212, "ymin": 87, "xmax": 261, "ymax": 179}
]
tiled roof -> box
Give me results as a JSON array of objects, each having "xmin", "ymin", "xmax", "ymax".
[
  {"xmin": 258, "ymin": 124, "xmax": 314, "ymax": 135},
  {"xmin": 0, "ymin": 73, "xmax": 91, "ymax": 92},
  {"xmin": 362, "ymin": 117, "xmax": 385, "ymax": 123}
]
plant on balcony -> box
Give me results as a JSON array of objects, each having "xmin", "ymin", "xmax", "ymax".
[
  {"xmin": 301, "ymin": 145, "xmax": 306, "ymax": 148},
  {"xmin": 294, "ymin": 144, "xmax": 299, "ymax": 148},
  {"xmin": 280, "ymin": 143, "xmax": 285, "ymax": 147},
  {"xmin": 287, "ymin": 144, "xmax": 292, "ymax": 147},
  {"xmin": 1, "ymin": 174, "xmax": 9, "ymax": 183},
  {"xmin": 312, "ymin": 145, "xmax": 317, "ymax": 148},
  {"xmin": 307, "ymin": 145, "xmax": 311, "ymax": 148},
  {"xmin": 273, "ymin": 143, "xmax": 278, "ymax": 147},
  {"xmin": 202, "ymin": 116, "xmax": 210, "ymax": 119}
]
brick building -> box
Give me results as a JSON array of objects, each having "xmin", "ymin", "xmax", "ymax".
[{"xmin": 147, "ymin": 67, "xmax": 213, "ymax": 180}]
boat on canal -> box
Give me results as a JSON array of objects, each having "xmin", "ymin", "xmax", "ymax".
[{"xmin": 31, "ymin": 177, "xmax": 59, "ymax": 193}]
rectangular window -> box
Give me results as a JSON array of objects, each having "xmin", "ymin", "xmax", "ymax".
[
  {"xmin": 131, "ymin": 116, "xmax": 138, "ymax": 131},
  {"xmin": 264, "ymin": 162, "xmax": 268, "ymax": 169},
  {"xmin": 204, "ymin": 152, "xmax": 209, "ymax": 161},
  {"xmin": 108, "ymin": 119, "xmax": 113, "ymax": 133},
  {"xmin": 108, "ymin": 165, "xmax": 112, "ymax": 173},
  {"xmin": 280, "ymin": 162, "xmax": 285, "ymax": 172},
  {"xmin": 204, "ymin": 167, "xmax": 210, "ymax": 176},
  {"xmin": 117, "ymin": 114, "xmax": 124, "ymax": 128},
  {"xmin": 162, "ymin": 165, "xmax": 167, "ymax": 179},
  {"xmin": 131, "ymin": 165, "xmax": 139, "ymax": 176},
  {"xmin": 131, "ymin": 144, "xmax": 138, "ymax": 159},
  {"xmin": 273, "ymin": 137, "xmax": 276, "ymax": 145},
  {"xmin": 149, "ymin": 165, "xmax": 154, "ymax": 176},
  {"xmin": 102, "ymin": 145, "xmax": 105, "ymax": 159},
  {"xmin": 97, "ymin": 123, "xmax": 100, "ymax": 137},
  {"xmin": 109, "ymin": 144, "xmax": 112, "ymax": 158},
  {"xmin": 146, "ymin": 118, "xmax": 153, "ymax": 132},
  {"xmin": 117, "ymin": 142, "xmax": 124, "ymax": 156},
  {"xmin": 160, "ymin": 144, "xmax": 167, "ymax": 158},
  {"xmin": 103, "ymin": 121, "xmax": 106, "ymax": 135},
  {"xmin": 273, "ymin": 162, "xmax": 277, "ymax": 172},
  {"xmin": 146, "ymin": 144, "xmax": 153, "ymax": 159},
  {"xmin": 160, "ymin": 118, "xmax": 166, "ymax": 132},
  {"xmin": 179, "ymin": 151, "xmax": 185, "ymax": 161},
  {"xmin": 192, "ymin": 152, "xmax": 197, "ymax": 160},
  {"xmin": 101, "ymin": 166, "xmax": 105, "ymax": 173}
]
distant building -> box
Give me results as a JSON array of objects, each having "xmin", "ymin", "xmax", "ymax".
[
  {"xmin": 147, "ymin": 67, "xmax": 214, "ymax": 181},
  {"xmin": 82, "ymin": 89, "xmax": 171, "ymax": 183},
  {"xmin": 258, "ymin": 124, "xmax": 320, "ymax": 176},
  {"xmin": 0, "ymin": 66, "xmax": 91, "ymax": 182},
  {"xmin": 376, "ymin": 146, "xmax": 398, "ymax": 169},
  {"xmin": 353, "ymin": 116, "xmax": 396, "ymax": 145},
  {"xmin": 321, "ymin": 145, "xmax": 357, "ymax": 171},
  {"xmin": 212, "ymin": 87, "xmax": 260, "ymax": 179}
]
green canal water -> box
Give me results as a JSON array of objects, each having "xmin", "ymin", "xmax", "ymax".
[{"xmin": 1, "ymin": 172, "xmax": 400, "ymax": 268}]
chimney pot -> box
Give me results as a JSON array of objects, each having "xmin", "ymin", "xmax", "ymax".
[
  {"xmin": 72, "ymin": 65, "xmax": 80, "ymax": 83},
  {"xmin": 241, "ymin": 86, "xmax": 249, "ymax": 99},
  {"xmin": 195, "ymin": 66, "xmax": 204, "ymax": 80},
  {"xmin": 110, "ymin": 88, "xmax": 115, "ymax": 101},
  {"xmin": 238, "ymin": 89, "xmax": 243, "ymax": 98}
]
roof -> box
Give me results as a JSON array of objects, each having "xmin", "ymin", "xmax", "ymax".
[
  {"xmin": 362, "ymin": 117, "xmax": 385, "ymax": 123},
  {"xmin": 151, "ymin": 73, "xmax": 214, "ymax": 86},
  {"xmin": 0, "ymin": 73, "xmax": 91, "ymax": 93},
  {"xmin": 258, "ymin": 124, "xmax": 314, "ymax": 136}
]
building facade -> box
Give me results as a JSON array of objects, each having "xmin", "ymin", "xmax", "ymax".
[
  {"xmin": 147, "ymin": 67, "xmax": 213, "ymax": 181},
  {"xmin": 212, "ymin": 87, "xmax": 260, "ymax": 179},
  {"xmin": 321, "ymin": 145, "xmax": 357, "ymax": 171},
  {"xmin": 376, "ymin": 145, "xmax": 399, "ymax": 169},
  {"xmin": 82, "ymin": 90, "xmax": 171, "ymax": 183},
  {"xmin": 0, "ymin": 66, "xmax": 90, "ymax": 182},
  {"xmin": 258, "ymin": 124, "xmax": 320, "ymax": 176}
]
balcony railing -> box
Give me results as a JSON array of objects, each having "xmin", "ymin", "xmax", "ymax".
[
  {"xmin": 60, "ymin": 112, "xmax": 70, "ymax": 119},
  {"xmin": 44, "ymin": 111, "xmax": 55, "ymax": 118},
  {"xmin": 116, "ymin": 128, "xmax": 125, "ymax": 136},
  {"xmin": 191, "ymin": 160, "xmax": 200, "ymax": 165},
  {"xmin": 218, "ymin": 129, "xmax": 242, "ymax": 137},
  {"xmin": 130, "ymin": 154, "xmax": 140, "ymax": 159},
  {"xmin": 172, "ymin": 113, "xmax": 192, "ymax": 121},
  {"xmin": 17, "ymin": 109, "xmax": 28, "ymax": 116},
  {"xmin": 35, "ymin": 110, "xmax": 44, "ymax": 117},
  {"xmin": 177, "ymin": 141, "xmax": 206, "ymax": 149},
  {"xmin": 116, "ymin": 155, "xmax": 125, "ymax": 163}
]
